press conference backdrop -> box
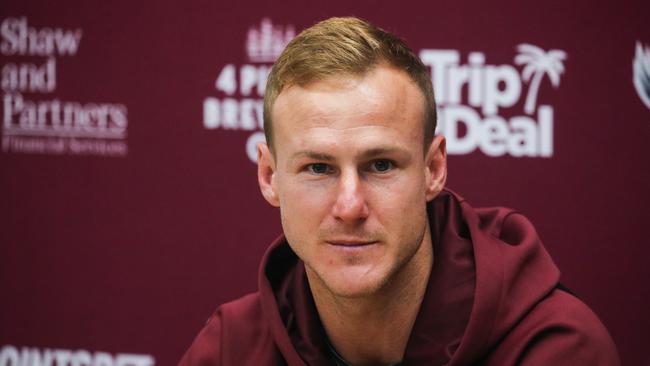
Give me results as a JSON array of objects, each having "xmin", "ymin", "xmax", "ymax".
[{"xmin": 1, "ymin": 0, "xmax": 648, "ymax": 365}]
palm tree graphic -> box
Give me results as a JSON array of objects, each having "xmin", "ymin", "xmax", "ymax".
[{"xmin": 515, "ymin": 44, "xmax": 567, "ymax": 114}]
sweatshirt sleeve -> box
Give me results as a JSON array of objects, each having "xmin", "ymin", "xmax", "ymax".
[
  {"xmin": 505, "ymin": 290, "xmax": 621, "ymax": 366},
  {"xmin": 178, "ymin": 309, "xmax": 222, "ymax": 366}
]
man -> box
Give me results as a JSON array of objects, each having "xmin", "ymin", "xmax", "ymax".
[{"xmin": 180, "ymin": 17, "xmax": 619, "ymax": 365}]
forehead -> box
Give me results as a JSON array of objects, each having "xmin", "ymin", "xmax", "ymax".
[{"xmin": 271, "ymin": 66, "xmax": 426, "ymax": 158}]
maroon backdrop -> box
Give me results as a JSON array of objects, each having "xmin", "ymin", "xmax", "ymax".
[{"xmin": 1, "ymin": 0, "xmax": 649, "ymax": 365}]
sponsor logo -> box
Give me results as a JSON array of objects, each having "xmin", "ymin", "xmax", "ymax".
[
  {"xmin": 1, "ymin": 17, "xmax": 128, "ymax": 157},
  {"xmin": 203, "ymin": 21, "xmax": 565, "ymax": 161},
  {"xmin": 633, "ymin": 41, "xmax": 650, "ymax": 110},
  {"xmin": 0, "ymin": 345, "xmax": 154, "ymax": 366},
  {"xmin": 420, "ymin": 44, "xmax": 566, "ymax": 157},
  {"xmin": 202, "ymin": 18, "xmax": 295, "ymax": 162}
]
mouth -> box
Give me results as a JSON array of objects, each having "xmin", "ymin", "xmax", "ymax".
[{"xmin": 325, "ymin": 240, "xmax": 379, "ymax": 247}]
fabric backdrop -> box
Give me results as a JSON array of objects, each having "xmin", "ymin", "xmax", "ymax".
[{"xmin": 1, "ymin": 0, "xmax": 648, "ymax": 365}]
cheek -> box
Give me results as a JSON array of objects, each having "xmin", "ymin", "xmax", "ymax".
[
  {"xmin": 369, "ymin": 174, "xmax": 428, "ymax": 237},
  {"xmin": 280, "ymin": 179, "xmax": 332, "ymax": 214},
  {"xmin": 371, "ymin": 173, "xmax": 426, "ymax": 212},
  {"xmin": 278, "ymin": 179, "xmax": 333, "ymax": 242}
]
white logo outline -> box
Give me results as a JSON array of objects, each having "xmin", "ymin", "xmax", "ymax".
[
  {"xmin": 633, "ymin": 41, "xmax": 650, "ymax": 110},
  {"xmin": 515, "ymin": 43, "xmax": 567, "ymax": 115}
]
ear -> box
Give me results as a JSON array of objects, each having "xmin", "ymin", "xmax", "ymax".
[
  {"xmin": 257, "ymin": 142, "xmax": 280, "ymax": 207},
  {"xmin": 424, "ymin": 135, "xmax": 447, "ymax": 202}
]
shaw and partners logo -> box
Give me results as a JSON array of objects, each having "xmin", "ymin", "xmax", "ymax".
[
  {"xmin": 0, "ymin": 345, "xmax": 154, "ymax": 366},
  {"xmin": 633, "ymin": 41, "xmax": 650, "ymax": 110},
  {"xmin": 202, "ymin": 18, "xmax": 295, "ymax": 162},
  {"xmin": 420, "ymin": 44, "xmax": 567, "ymax": 157},
  {"xmin": 1, "ymin": 17, "xmax": 129, "ymax": 157}
]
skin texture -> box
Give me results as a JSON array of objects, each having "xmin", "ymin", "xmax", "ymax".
[{"xmin": 257, "ymin": 65, "xmax": 447, "ymax": 365}]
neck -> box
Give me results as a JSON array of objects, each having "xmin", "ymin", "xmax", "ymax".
[{"xmin": 307, "ymin": 224, "xmax": 433, "ymax": 366}]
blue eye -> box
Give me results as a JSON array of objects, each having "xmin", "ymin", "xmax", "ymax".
[
  {"xmin": 372, "ymin": 160, "xmax": 393, "ymax": 172},
  {"xmin": 307, "ymin": 163, "xmax": 331, "ymax": 174}
]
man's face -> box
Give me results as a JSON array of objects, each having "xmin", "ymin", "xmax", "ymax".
[{"xmin": 258, "ymin": 65, "xmax": 446, "ymax": 298}]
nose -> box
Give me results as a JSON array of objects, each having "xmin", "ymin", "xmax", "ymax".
[{"xmin": 331, "ymin": 169, "xmax": 370, "ymax": 222}]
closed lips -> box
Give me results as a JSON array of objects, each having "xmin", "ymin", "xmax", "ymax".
[{"xmin": 326, "ymin": 240, "xmax": 378, "ymax": 246}]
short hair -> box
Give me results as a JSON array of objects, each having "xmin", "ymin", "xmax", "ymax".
[{"xmin": 263, "ymin": 17, "xmax": 437, "ymax": 152}]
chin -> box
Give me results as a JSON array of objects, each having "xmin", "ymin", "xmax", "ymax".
[{"xmin": 314, "ymin": 265, "xmax": 390, "ymax": 299}]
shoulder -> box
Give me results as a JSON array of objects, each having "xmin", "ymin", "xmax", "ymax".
[
  {"xmin": 486, "ymin": 289, "xmax": 620, "ymax": 366},
  {"xmin": 178, "ymin": 293, "xmax": 281, "ymax": 366}
]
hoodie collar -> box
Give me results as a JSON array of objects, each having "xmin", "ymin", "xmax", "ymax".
[{"xmin": 257, "ymin": 189, "xmax": 560, "ymax": 365}]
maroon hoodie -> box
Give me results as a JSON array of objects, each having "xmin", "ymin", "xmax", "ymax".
[{"xmin": 179, "ymin": 189, "xmax": 620, "ymax": 365}]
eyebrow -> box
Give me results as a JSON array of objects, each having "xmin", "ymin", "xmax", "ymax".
[
  {"xmin": 359, "ymin": 147, "xmax": 408, "ymax": 159},
  {"xmin": 290, "ymin": 146, "xmax": 409, "ymax": 163},
  {"xmin": 290, "ymin": 150, "xmax": 336, "ymax": 162}
]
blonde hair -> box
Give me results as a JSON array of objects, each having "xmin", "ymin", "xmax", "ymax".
[{"xmin": 263, "ymin": 17, "xmax": 437, "ymax": 151}]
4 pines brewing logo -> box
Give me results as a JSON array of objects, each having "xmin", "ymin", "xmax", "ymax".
[
  {"xmin": 202, "ymin": 19, "xmax": 566, "ymax": 161},
  {"xmin": 421, "ymin": 44, "xmax": 566, "ymax": 157},
  {"xmin": 203, "ymin": 18, "xmax": 294, "ymax": 162},
  {"xmin": 1, "ymin": 17, "xmax": 128, "ymax": 157}
]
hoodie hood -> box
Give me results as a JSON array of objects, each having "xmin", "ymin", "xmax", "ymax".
[{"xmin": 257, "ymin": 189, "xmax": 560, "ymax": 365}]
